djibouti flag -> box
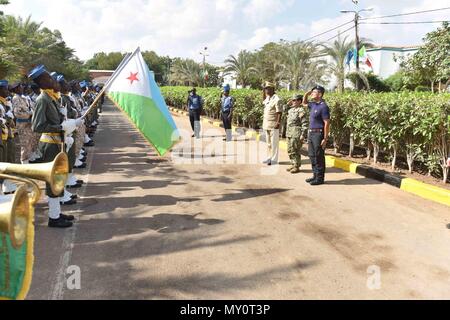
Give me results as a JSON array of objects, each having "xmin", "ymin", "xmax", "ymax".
[{"xmin": 107, "ymin": 48, "xmax": 179, "ymax": 156}]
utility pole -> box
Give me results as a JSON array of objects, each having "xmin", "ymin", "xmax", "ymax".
[
  {"xmin": 341, "ymin": 6, "xmax": 373, "ymax": 91},
  {"xmin": 354, "ymin": 11, "xmax": 360, "ymax": 90},
  {"xmin": 199, "ymin": 47, "xmax": 209, "ymax": 88}
]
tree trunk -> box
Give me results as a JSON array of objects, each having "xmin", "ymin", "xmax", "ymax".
[
  {"xmin": 373, "ymin": 142, "xmax": 379, "ymax": 164},
  {"xmin": 366, "ymin": 142, "xmax": 371, "ymax": 162},
  {"xmin": 431, "ymin": 80, "xmax": 435, "ymax": 93},
  {"xmin": 391, "ymin": 146, "xmax": 397, "ymax": 172},
  {"xmin": 349, "ymin": 133, "xmax": 354, "ymax": 157},
  {"xmin": 406, "ymin": 151, "xmax": 414, "ymax": 174},
  {"xmin": 444, "ymin": 167, "xmax": 449, "ymax": 184}
]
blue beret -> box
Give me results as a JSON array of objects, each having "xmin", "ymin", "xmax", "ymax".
[
  {"xmin": 28, "ymin": 65, "xmax": 47, "ymax": 79},
  {"xmin": 50, "ymin": 72, "xmax": 59, "ymax": 80},
  {"xmin": 79, "ymin": 81, "xmax": 87, "ymax": 88},
  {"xmin": 223, "ymin": 84, "xmax": 231, "ymax": 92},
  {"xmin": 56, "ymin": 75, "xmax": 65, "ymax": 83},
  {"xmin": 0, "ymin": 80, "xmax": 8, "ymax": 88},
  {"xmin": 9, "ymin": 82, "xmax": 21, "ymax": 90}
]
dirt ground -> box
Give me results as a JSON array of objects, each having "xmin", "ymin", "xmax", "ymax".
[{"xmin": 27, "ymin": 101, "xmax": 450, "ymax": 300}]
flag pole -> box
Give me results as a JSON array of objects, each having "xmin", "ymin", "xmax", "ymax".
[{"xmin": 81, "ymin": 47, "xmax": 140, "ymax": 119}]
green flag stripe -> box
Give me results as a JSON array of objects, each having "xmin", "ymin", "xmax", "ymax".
[{"xmin": 109, "ymin": 92, "xmax": 176, "ymax": 156}]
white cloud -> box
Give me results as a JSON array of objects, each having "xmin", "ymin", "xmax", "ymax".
[{"xmin": 2, "ymin": 0, "xmax": 446, "ymax": 66}]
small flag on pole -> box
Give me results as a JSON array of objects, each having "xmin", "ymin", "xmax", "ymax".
[
  {"xmin": 345, "ymin": 49, "xmax": 354, "ymax": 66},
  {"xmin": 107, "ymin": 48, "xmax": 179, "ymax": 156}
]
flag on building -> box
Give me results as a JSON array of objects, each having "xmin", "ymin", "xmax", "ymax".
[{"xmin": 107, "ymin": 48, "xmax": 180, "ymax": 156}]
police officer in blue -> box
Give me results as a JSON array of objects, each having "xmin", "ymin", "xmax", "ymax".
[
  {"xmin": 186, "ymin": 88, "xmax": 203, "ymax": 139},
  {"xmin": 302, "ymin": 85, "xmax": 331, "ymax": 186},
  {"xmin": 221, "ymin": 84, "xmax": 234, "ymax": 142}
]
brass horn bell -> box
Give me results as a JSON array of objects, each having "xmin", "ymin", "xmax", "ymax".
[
  {"xmin": 0, "ymin": 152, "xmax": 69, "ymax": 195},
  {"xmin": 0, "ymin": 185, "xmax": 30, "ymax": 249}
]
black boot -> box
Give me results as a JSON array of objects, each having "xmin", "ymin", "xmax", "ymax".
[
  {"xmin": 310, "ymin": 174, "xmax": 325, "ymax": 186},
  {"xmin": 60, "ymin": 213, "xmax": 75, "ymax": 221},
  {"xmin": 305, "ymin": 173, "xmax": 317, "ymax": 183},
  {"xmin": 48, "ymin": 216, "xmax": 73, "ymax": 228}
]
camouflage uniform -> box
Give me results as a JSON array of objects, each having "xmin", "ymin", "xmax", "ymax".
[
  {"xmin": 286, "ymin": 105, "xmax": 309, "ymax": 170},
  {"xmin": 12, "ymin": 94, "xmax": 34, "ymax": 162}
]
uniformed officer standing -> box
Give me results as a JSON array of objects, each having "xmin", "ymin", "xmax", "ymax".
[
  {"xmin": 28, "ymin": 65, "xmax": 81, "ymax": 228},
  {"xmin": 0, "ymin": 81, "xmax": 17, "ymax": 194},
  {"xmin": 0, "ymin": 80, "xmax": 9, "ymax": 163},
  {"xmin": 286, "ymin": 94, "xmax": 309, "ymax": 174},
  {"xmin": 302, "ymin": 85, "xmax": 331, "ymax": 185},
  {"xmin": 221, "ymin": 84, "xmax": 234, "ymax": 142},
  {"xmin": 28, "ymin": 83, "xmax": 43, "ymax": 163},
  {"xmin": 11, "ymin": 83, "xmax": 34, "ymax": 164},
  {"xmin": 262, "ymin": 81, "xmax": 282, "ymax": 166},
  {"xmin": 56, "ymin": 74, "xmax": 80, "ymax": 206},
  {"xmin": 187, "ymin": 88, "xmax": 203, "ymax": 139}
]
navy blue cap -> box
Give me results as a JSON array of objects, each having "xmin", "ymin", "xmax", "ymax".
[
  {"xmin": 223, "ymin": 84, "xmax": 231, "ymax": 92},
  {"xmin": 28, "ymin": 65, "xmax": 47, "ymax": 79},
  {"xmin": 56, "ymin": 75, "xmax": 65, "ymax": 83},
  {"xmin": 50, "ymin": 72, "xmax": 59, "ymax": 80},
  {"xmin": 0, "ymin": 80, "xmax": 8, "ymax": 88},
  {"xmin": 79, "ymin": 81, "xmax": 88, "ymax": 88}
]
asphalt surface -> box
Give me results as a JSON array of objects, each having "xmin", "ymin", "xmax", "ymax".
[{"xmin": 27, "ymin": 101, "xmax": 450, "ymax": 300}]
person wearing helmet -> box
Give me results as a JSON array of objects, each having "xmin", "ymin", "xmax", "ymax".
[{"xmin": 221, "ymin": 84, "xmax": 234, "ymax": 142}]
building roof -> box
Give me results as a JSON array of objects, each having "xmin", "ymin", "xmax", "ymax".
[{"xmin": 367, "ymin": 45, "xmax": 420, "ymax": 52}]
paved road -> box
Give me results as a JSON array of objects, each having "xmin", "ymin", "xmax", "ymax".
[{"xmin": 28, "ymin": 101, "xmax": 450, "ymax": 300}]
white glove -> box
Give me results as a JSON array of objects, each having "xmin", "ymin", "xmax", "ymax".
[
  {"xmin": 75, "ymin": 118, "xmax": 83, "ymax": 127},
  {"xmin": 61, "ymin": 119, "xmax": 77, "ymax": 135},
  {"xmin": 65, "ymin": 136, "xmax": 74, "ymax": 152},
  {"xmin": 6, "ymin": 111, "xmax": 14, "ymax": 119},
  {"xmin": 0, "ymin": 118, "xmax": 6, "ymax": 125}
]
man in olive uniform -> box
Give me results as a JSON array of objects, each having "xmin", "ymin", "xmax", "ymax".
[
  {"xmin": 286, "ymin": 94, "xmax": 309, "ymax": 174},
  {"xmin": 29, "ymin": 65, "xmax": 81, "ymax": 228},
  {"xmin": 262, "ymin": 81, "xmax": 282, "ymax": 166}
]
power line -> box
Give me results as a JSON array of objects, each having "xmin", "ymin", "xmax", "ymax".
[
  {"xmin": 361, "ymin": 20, "xmax": 450, "ymax": 25},
  {"xmin": 324, "ymin": 25, "xmax": 356, "ymax": 42},
  {"xmin": 303, "ymin": 20, "xmax": 354, "ymax": 42},
  {"xmin": 360, "ymin": 7, "xmax": 450, "ymax": 21}
]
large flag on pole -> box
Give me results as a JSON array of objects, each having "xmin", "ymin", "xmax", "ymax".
[{"xmin": 107, "ymin": 48, "xmax": 179, "ymax": 156}]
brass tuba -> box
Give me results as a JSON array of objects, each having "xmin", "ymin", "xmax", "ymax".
[
  {"xmin": 0, "ymin": 152, "xmax": 68, "ymax": 249},
  {"xmin": 0, "ymin": 175, "xmax": 39, "ymax": 249},
  {"xmin": 0, "ymin": 152, "xmax": 69, "ymax": 195}
]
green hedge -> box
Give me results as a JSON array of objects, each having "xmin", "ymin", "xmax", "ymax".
[{"xmin": 161, "ymin": 86, "xmax": 450, "ymax": 182}]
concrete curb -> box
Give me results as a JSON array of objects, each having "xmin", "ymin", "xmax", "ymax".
[{"xmin": 169, "ymin": 107, "xmax": 450, "ymax": 207}]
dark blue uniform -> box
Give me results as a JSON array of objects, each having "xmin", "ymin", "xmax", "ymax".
[
  {"xmin": 188, "ymin": 94, "xmax": 203, "ymax": 138},
  {"xmin": 221, "ymin": 95, "xmax": 234, "ymax": 141},
  {"xmin": 307, "ymin": 100, "xmax": 330, "ymax": 183}
]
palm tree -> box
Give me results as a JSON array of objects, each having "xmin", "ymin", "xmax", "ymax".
[
  {"xmin": 224, "ymin": 50, "xmax": 257, "ymax": 88},
  {"xmin": 277, "ymin": 41, "xmax": 327, "ymax": 90},
  {"xmin": 169, "ymin": 59, "xmax": 203, "ymax": 86},
  {"xmin": 321, "ymin": 35, "xmax": 355, "ymax": 93},
  {"xmin": 321, "ymin": 35, "xmax": 374, "ymax": 92}
]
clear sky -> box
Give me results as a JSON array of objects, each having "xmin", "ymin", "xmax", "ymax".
[{"xmin": 3, "ymin": 0, "xmax": 449, "ymax": 65}]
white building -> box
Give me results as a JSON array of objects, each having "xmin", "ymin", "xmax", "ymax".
[{"xmin": 320, "ymin": 45, "xmax": 420, "ymax": 91}]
